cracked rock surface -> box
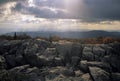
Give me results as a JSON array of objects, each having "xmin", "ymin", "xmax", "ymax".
[{"xmin": 0, "ymin": 39, "xmax": 120, "ymax": 81}]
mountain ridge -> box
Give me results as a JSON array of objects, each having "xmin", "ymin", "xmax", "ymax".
[{"xmin": 5, "ymin": 30, "xmax": 120, "ymax": 38}]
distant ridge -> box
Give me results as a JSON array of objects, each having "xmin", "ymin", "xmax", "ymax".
[{"xmin": 5, "ymin": 30, "xmax": 120, "ymax": 38}]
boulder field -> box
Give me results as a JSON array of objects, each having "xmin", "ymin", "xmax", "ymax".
[{"xmin": 0, "ymin": 39, "xmax": 120, "ymax": 81}]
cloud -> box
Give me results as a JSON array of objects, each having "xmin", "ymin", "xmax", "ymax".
[
  {"xmin": 1, "ymin": 0, "xmax": 120, "ymax": 22},
  {"xmin": 11, "ymin": 1, "xmax": 70, "ymax": 19},
  {"xmin": 77, "ymin": 0, "xmax": 120, "ymax": 22},
  {"xmin": 0, "ymin": 0, "xmax": 24, "ymax": 5}
]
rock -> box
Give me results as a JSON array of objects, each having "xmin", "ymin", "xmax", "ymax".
[
  {"xmin": 54, "ymin": 57, "xmax": 64, "ymax": 66},
  {"xmin": 89, "ymin": 67, "xmax": 110, "ymax": 81},
  {"xmin": 93, "ymin": 46, "xmax": 105, "ymax": 61},
  {"xmin": 112, "ymin": 73, "xmax": 120, "ymax": 81},
  {"xmin": 82, "ymin": 46, "xmax": 95, "ymax": 61},
  {"xmin": 71, "ymin": 44, "xmax": 82, "ymax": 57},
  {"xmin": 24, "ymin": 44, "xmax": 41, "ymax": 67},
  {"xmin": 43, "ymin": 48, "xmax": 57, "ymax": 59},
  {"xmin": 81, "ymin": 73, "xmax": 93, "ymax": 81},
  {"xmin": 0, "ymin": 55, "xmax": 6, "ymax": 69},
  {"xmin": 46, "ymin": 74, "xmax": 82, "ymax": 81},
  {"xmin": 79, "ymin": 60, "xmax": 89, "ymax": 73},
  {"xmin": 62, "ymin": 68, "xmax": 75, "ymax": 76},
  {"xmin": 0, "ymin": 40, "xmax": 120, "ymax": 81},
  {"xmin": 0, "ymin": 40, "xmax": 21, "ymax": 55},
  {"xmin": 25, "ymin": 53, "xmax": 41, "ymax": 67},
  {"xmin": 102, "ymin": 54, "xmax": 120, "ymax": 72},
  {"xmin": 56, "ymin": 43, "xmax": 72, "ymax": 56},
  {"xmin": 15, "ymin": 54, "xmax": 26, "ymax": 66},
  {"xmin": 87, "ymin": 62, "xmax": 111, "ymax": 72},
  {"xmin": 82, "ymin": 52, "xmax": 94, "ymax": 61},
  {"xmin": 5, "ymin": 55, "xmax": 16, "ymax": 68},
  {"xmin": 106, "ymin": 47, "xmax": 114, "ymax": 55},
  {"xmin": 63, "ymin": 51, "xmax": 71, "ymax": 65},
  {"xmin": 101, "ymin": 55, "xmax": 110, "ymax": 63},
  {"xmin": 71, "ymin": 56, "xmax": 80, "ymax": 67},
  {"xmin": 108, "ymin": 55, "xmax": 120, "ymax": 72},
  {"xmin": 75, "ymin": 70, "xmax": 84, "ymax": 77},
  {"xmin": 1, "ymin": 65, "xmax": 45, "ymax": 81},
  {"xmin": 45, "ymin": 73, "xmax": 59, "ymax": 80},
  {"xmin": 83, "ymin": 46, "xmax": 93, "ymax": 52}
]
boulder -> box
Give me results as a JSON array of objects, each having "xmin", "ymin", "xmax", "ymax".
[
  {"xmin": 0, "ymin": 40, "xmax": 21, "ymax": 55},
  {"xmin": 93, "ymin": 46, "xmax": 105, "ymax": 61},
  {"xmin": 62, "ymin": 67, "xmax": 75, "ymax": 76},
  {"xmin": 79, "ymin": 60, "xmax": 89, "ymax": 73},
  {"xmin": 75, "ymin": 70, "xmax": 84, "ymax": 77},
  {"xmin": 102, "ymin": 54, "xmax": 120, "ymax": 72},
  {"xmin": 112, "ymin": 73, "xmax": 120, "ymax": 81},
  {"xmin": 1, "ymin": 65, "xmax": 45, "ymax": 81},
  {"xmin": 71, "ymin": 44, "xmax": 82, "ymax": 57},
  {"xmin": 45, "ymin": 73, "xmax": 59, "ymax": 80},
  {"xmin": 87, "ymin": 62, "xmax": 111, "ymax": 72},
  {"xmin": 0, "ymin": 55, "xmax": 6, "ymax": 69},
  {"xmin": 43, "ymin": 48, "xmax": 57, "ymax": 59},
  {"xmin": 82, "ymin": 52, "xmax": 94, "ymax": 61},
  {"xmin": 63, "ymin": 51, "xmax": 71, "ymax": 65},
  {"xmin": 56, "ymin": 44, "xmax": 72, "ymax": 56},
  {"xmin": 108, "ymin": 55, "xmax": 120, "ymax": 72},
  {"xmin": 23, "ymin": 43, "xmax": 41, "ymax": 67},
  {"xmin": 89, "ymin": 67, "xmax": 110, "ymax": 81},
  {"xmin": 46, "ymin": 75, "xmax": 82, "ymax": 81},
  {"xmin": 15, "ymin": 54, "xmax": 26, "ymax": 65},
  {"xmin": 71, "ymin": 56, "xmax": 80, "ymax": 67},
  {"xmin": 5, "ymin": 55, "xmax": 16, "ymax": 68},
  {"xmin": 54, "ymin": 57, "xmax": 64, "ymax": 66},
  {"xmin": 81, "ymin": 73, "xmax": 93, "ymax": 81},
  {"xmin": 24, "ymin": 53, "xmax": 41, "ymax": 67},
  {"xmin": 83, "ymin": 46, "xmax": 93, "ymax": 52}
]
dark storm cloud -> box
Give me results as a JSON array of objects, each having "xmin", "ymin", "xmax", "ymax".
[
  {"xmin": 79, "ymin": 0, "xmax": 120, "ymax": 22},
  {"xmin": 0, "ymin": 0, "xmax": 24, "ymax": 5},
  {"xmin": 12, "ymin": 2, "xmax": 69, "ymax": 19},
  {"xmin": 1, "ymin": 0, "xmax": 120, "ymax": 22},
  {"xmin": 33, "ymin": 0, "xmax": 63, "ymax": 8},
  {"xmin": 0, "ymin": 0, "xmax": 14, "ymax": 4}
]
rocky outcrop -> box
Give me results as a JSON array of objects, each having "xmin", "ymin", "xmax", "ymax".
[
  {"xmin": 0, "ymin": 39, "xmax": 120, "ymax": 81},
  {"xmin": 0, "ymin": 55, "xmax": 6, "ymax": 69},
  {"xmin": 112, "ymin": 73, "xmax": 120, "ymax": 81},
  {"xmin": 89, "ymin": 67, "xmax": 110, "ymax": 81}
]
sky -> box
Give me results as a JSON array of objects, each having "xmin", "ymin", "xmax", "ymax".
[{"xmin": 0, "ymin": 0, "xmax": 120, "ymax": 34}]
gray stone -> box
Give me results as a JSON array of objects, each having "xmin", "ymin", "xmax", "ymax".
[
  {"xmin": 0, "ymin": 55, "xmax": 6, "ymax": 69},
  {"xmin": 62, "ymin": 68, "xmax": 75, "ymax": 76},
  {"xmin": 112, "ymin": 73, "xmax": 120, "ymax": 81},
  {"xmin": 93, "ymin": 46, "xmax": 105, "ymax": 61},
  {"xmin": 71, "ymin": 44, "xmax": 82, "ymax": 57},
  {"xmin": 108, "ymin": 55, "xmax": 120, "ymax": 72},
  {"xmin": 87, "ymin": 62, "xmax": 111, "ymax": 72},
  {"xmin": 75, "ymin": 70, "xmax": 84, "ymax": 77},
  {"xmin": 83, "ymin": 47, "xmax": 93, "ymax": 52},
  {"xmin": 82, "ymin": 52, "xmax": 94, "ymax": 61},
  {"xmin": 81, "ymin": 73, "xmax": 93, "ymax": 81},
  {"xmin": 1, "ymin": 65, "xmax": 44, "ymax": 81},
  {"xmin": 43, "ymin": 48, "xmax": 57, "ymax": 58},
  {"xmin": 89, "ymin": 67, "xmax": 110, "ymax": 81},
  {"xmin": 79, "ymin": 60, "xmax": 89, "ymax": 73},
  {"xmin": 5, "ymin": 55, "xmax": 16, "ymax": 68},
  {"xmin": 71, "ymin": 56, "xmax": 80, "ymax": 67}
]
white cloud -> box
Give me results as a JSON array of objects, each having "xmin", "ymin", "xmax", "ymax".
[{"xmin": 0, "ymin": 0, "xmax": 120, "ymax": 33}]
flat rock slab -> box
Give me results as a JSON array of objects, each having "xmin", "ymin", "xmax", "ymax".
[
  {"xmin": 89, "ymin": 67, "xmax": 110, "ymax": 81},
  {"xmin": 112, "ymin": 73, "xmax": 120, "ymax": 81}
]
